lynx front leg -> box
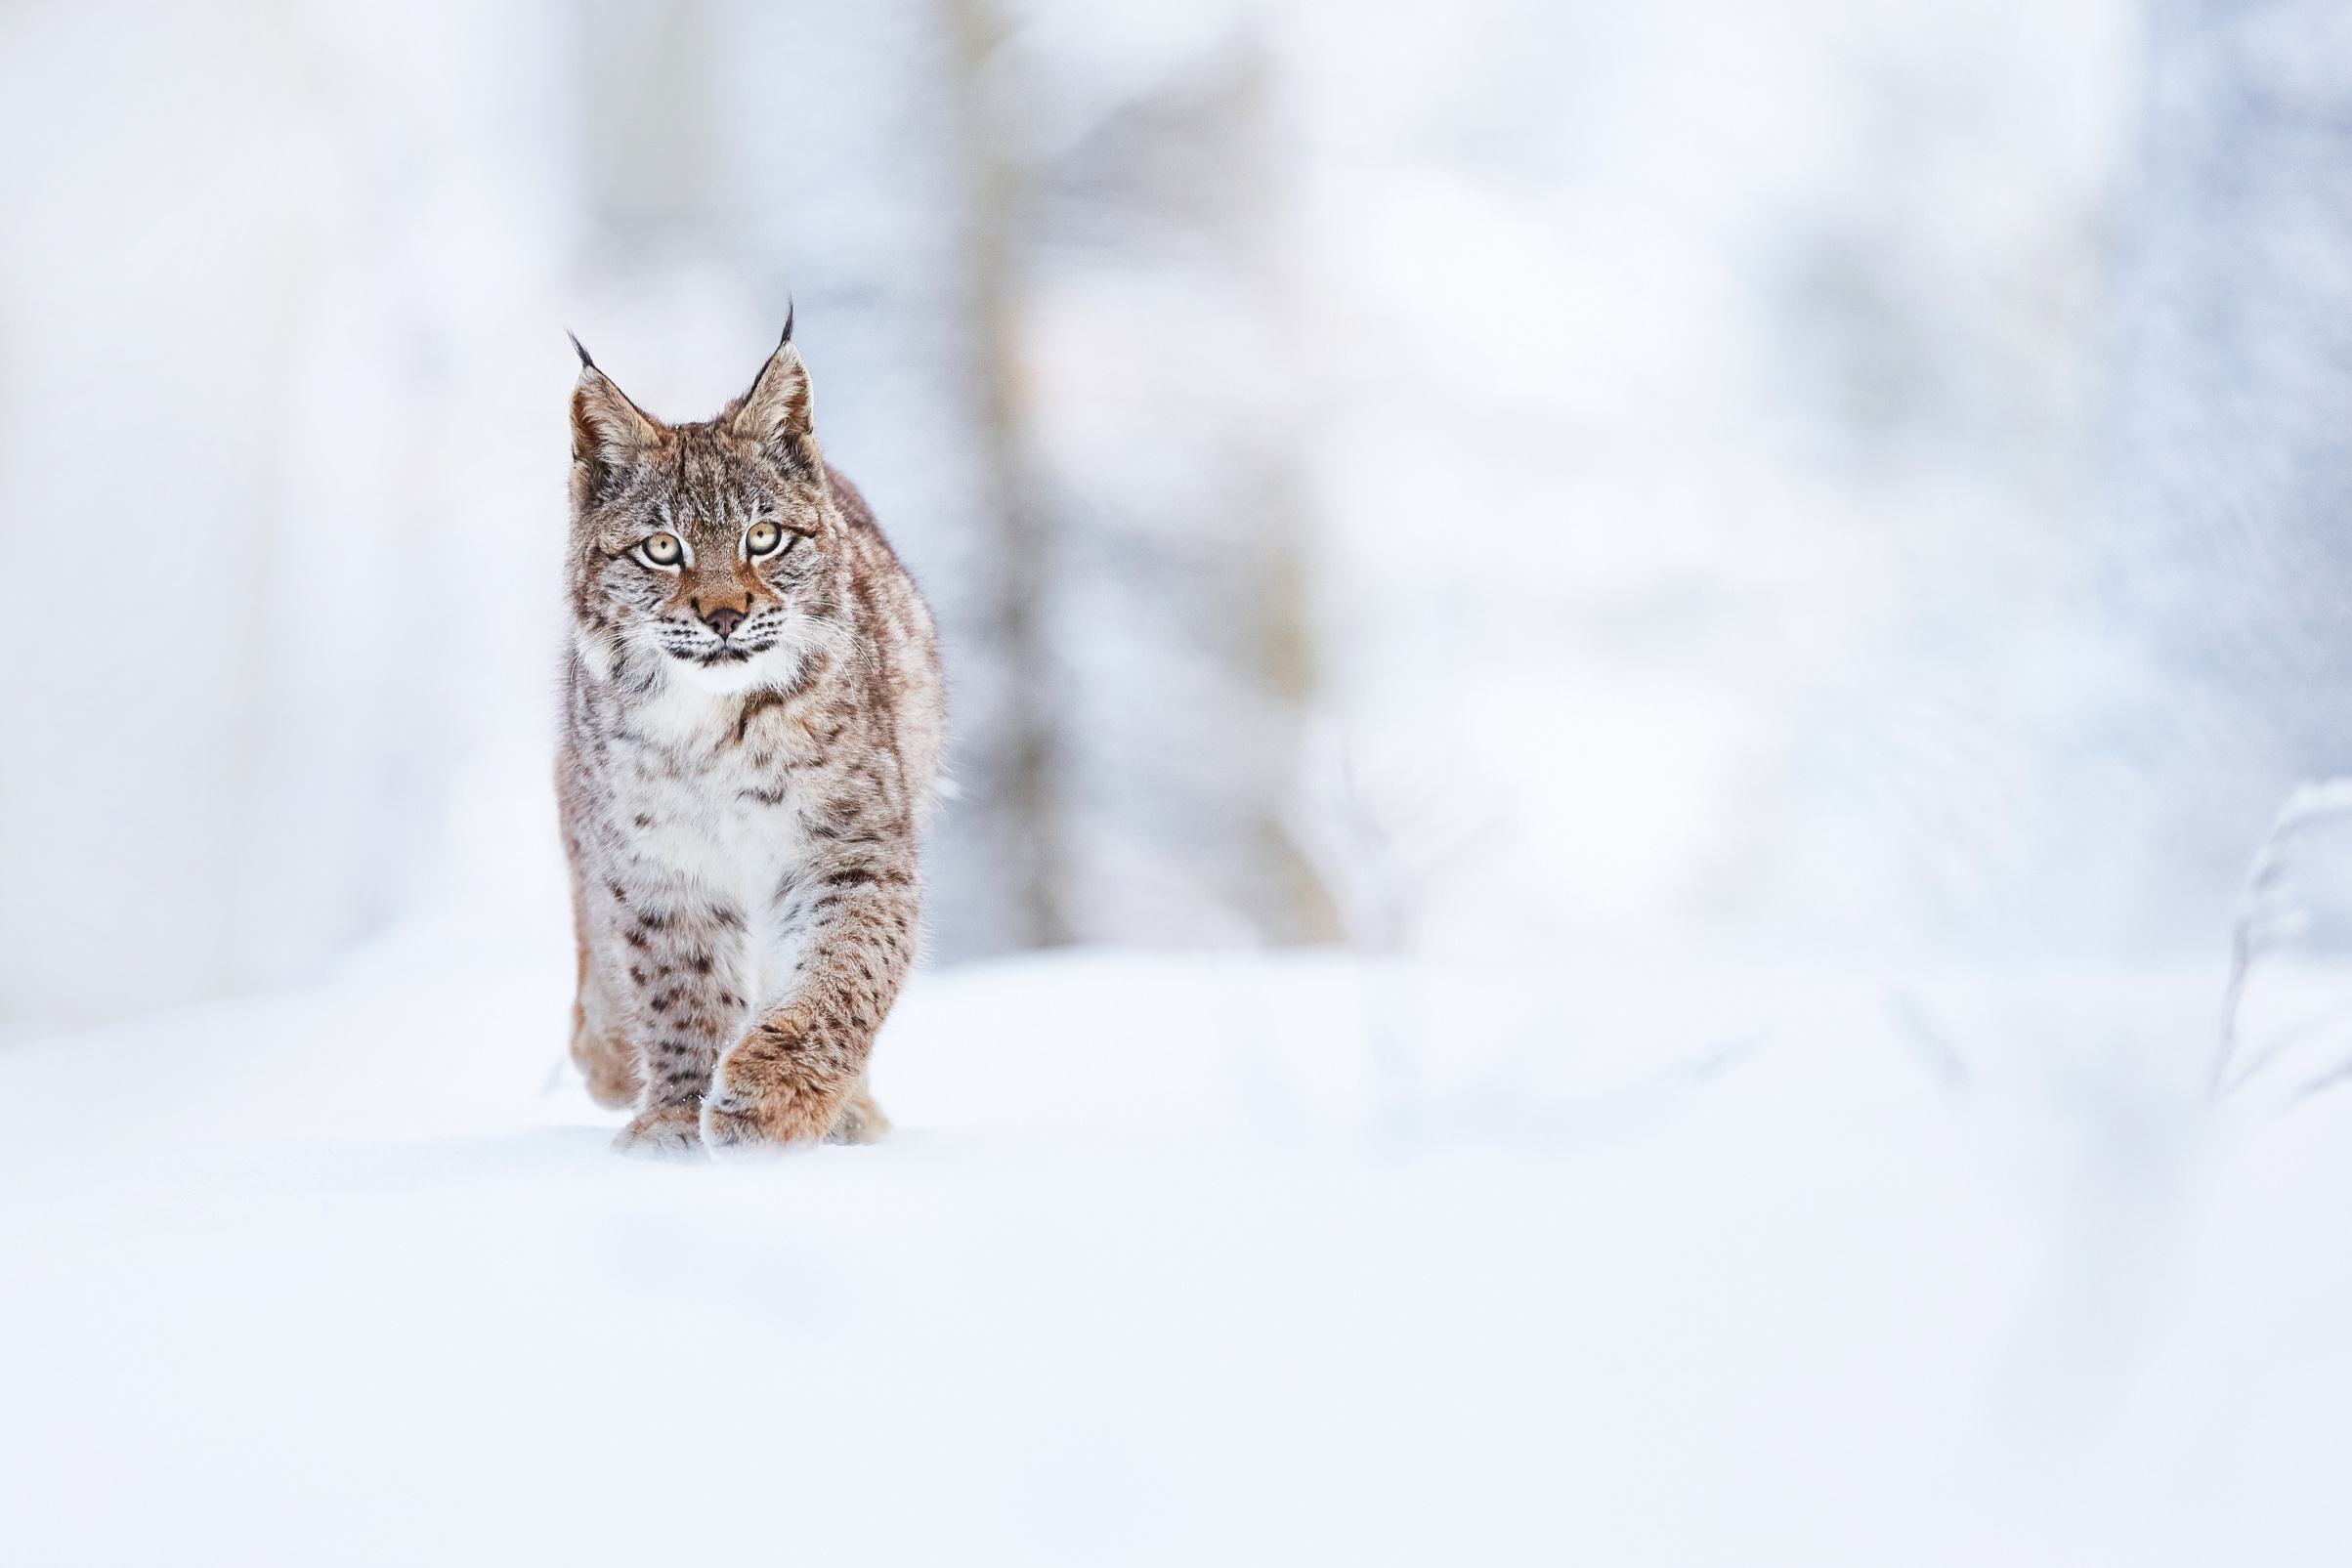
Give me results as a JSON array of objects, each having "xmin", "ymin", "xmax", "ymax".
[
  {"xmin": 702, "ymin": 864, "xmax": 916, "ymax": 1156},
  {"xmin": 592, "ymin": 888, "xmax": 753, "ymax": 1160}
]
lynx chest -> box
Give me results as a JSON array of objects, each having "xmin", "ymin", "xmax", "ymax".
[{"xmin": 603, "ymin": 678, "xmax": 821, "ymax": 919}]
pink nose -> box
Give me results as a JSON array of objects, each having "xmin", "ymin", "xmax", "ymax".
[{"xmin": 704, "ymin": 606, "xmax": 745, "ymax": 639}]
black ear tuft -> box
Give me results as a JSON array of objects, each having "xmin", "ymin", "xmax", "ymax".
[
  {"xmin": 728, "ymin": 328, "xmax": 816, "ymax": 467},
  {"xmin": 571, "ymin": 353, "xmax": 662, "ymax": 509},
  {"xmin": 779, "ymin": 298, "xmax": 794, "ymax": 347},
  {"xmin": 569, "ymin": 331, "xmax": 595, "ymax": 370}
]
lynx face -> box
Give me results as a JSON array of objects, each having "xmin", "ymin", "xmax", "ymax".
[
  {"xmin": 567, "ymin": 331, "xmax": 839, "ymax": 694},
  {"xmin": 583, "ymin": 450, "xmax": 835, "ymax": 692}
]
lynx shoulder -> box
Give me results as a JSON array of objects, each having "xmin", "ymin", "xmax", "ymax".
[{"xmin": 555, "ymin": 323, "xmax": 944, "ymax": 1159}]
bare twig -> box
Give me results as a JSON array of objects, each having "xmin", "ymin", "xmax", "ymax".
[
  {"xmin": 2213, "ymin": 778, "xmax": 2352, "ymax": 1099},
  {"xmin": 1881, "ymin": 988, "xmax": 1971, "ymax": 1092}
]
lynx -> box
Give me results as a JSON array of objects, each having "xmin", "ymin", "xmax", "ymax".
[{"xmin": 557, "ymin": 318, "xmax": 944, "ymax": 1158}]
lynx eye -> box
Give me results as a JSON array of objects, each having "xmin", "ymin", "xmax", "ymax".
[
  {"xmin": 640, "ymin": 532, "xmax": 683, "ymax": 568},
  {"xmin": 747, "ymin": 522, "xmax": 783, "ymax": 557}
]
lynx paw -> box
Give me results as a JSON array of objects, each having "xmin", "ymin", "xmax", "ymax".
[
  {"xmin": 571, "ymin": 1029, "xmax": 640, "ymax": 1112},
  {"xmin": 698, "ymin": 1085, "xmax": 834, "ymax": 1160},
  {"xmin": 612, "ymin": 1104, "xmax": 709, "ymax": 1161},
  {"xmin": 825, "ymin": 1084, "xmax": 891, "ymax": 1145}
]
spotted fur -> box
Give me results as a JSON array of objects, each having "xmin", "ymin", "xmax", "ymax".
[{"xmin": 557, "ymin": 327, "xmax": 943, "ymax": 1159}]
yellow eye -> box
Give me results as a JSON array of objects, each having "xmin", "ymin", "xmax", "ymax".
[
  {"xmin": 747, "ymin": 522, "xmax": 782, "ymax": 557},
  {"xmin": 641, "ymin": 532, "xmax": 682, "ymax": 567}
]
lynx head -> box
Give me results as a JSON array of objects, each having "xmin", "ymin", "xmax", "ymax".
[{"xmin": 566, "ymin": 319, "xmax": 842, "ymax": 694}]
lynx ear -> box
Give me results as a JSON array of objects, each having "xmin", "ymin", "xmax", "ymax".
[
  {"xmin": 569, "ymin": 337, "xmax": 662, "ymax": 508},
  {"xmin": 727, "ymin": 316, "xmax": 817, "ymax": 471}
]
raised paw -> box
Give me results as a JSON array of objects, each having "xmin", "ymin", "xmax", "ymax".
[
  {"xmin": 612, "ymin": 1103, "xmax": 710, "ymax": 1161},
  {"xmin": 698, "ymin": 1083, "xmax": 837, "ymax": 1160}
]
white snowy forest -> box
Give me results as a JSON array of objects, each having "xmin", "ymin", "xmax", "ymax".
[{"xmin": 8, "ymin": 0, "xmax": 2352, "ymax": 1561}]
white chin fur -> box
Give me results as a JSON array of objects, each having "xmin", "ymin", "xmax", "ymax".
[
  {"xmin": 667, "ymin": 650, "xmax": 785, "ymax": 695},
  {"xmin": 628, "ymin": 644, "xmax": 804, "ymax": 747}
]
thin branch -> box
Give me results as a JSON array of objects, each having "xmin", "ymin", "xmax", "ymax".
[{"xmin": 2214, "ymin": 778, "xmax": 2352, "ymax": 1099}]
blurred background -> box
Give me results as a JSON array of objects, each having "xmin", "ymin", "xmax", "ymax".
[{"xmin": 7, "ymin": 0, "xmax": 2352, "ymax": 1033}]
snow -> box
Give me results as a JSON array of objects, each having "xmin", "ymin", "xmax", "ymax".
[
  {"xmin": 7, "ymin": 943, "xmax": 2349, "ymax": 1564},
  {"xmin": 3, "ymin": 5, "xmax": 2345, "ymax": 1558}
]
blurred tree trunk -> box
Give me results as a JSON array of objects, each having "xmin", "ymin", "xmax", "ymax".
[
  {"xmin": 944, "ymin": 0, "xmax": 1066, "ymax": 948},
  {"xmin": 2101, "ymin": 0, "xmax": 2352, "ymax": 948},
  {"xmin": 1010, "ymin": 21, "xmax": 1342, "ymax": 948}
]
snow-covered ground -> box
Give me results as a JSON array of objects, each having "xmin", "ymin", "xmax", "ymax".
[{"xmin": 6, "ymin": 941, "xmax": 2350, "ymax": 1564}]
